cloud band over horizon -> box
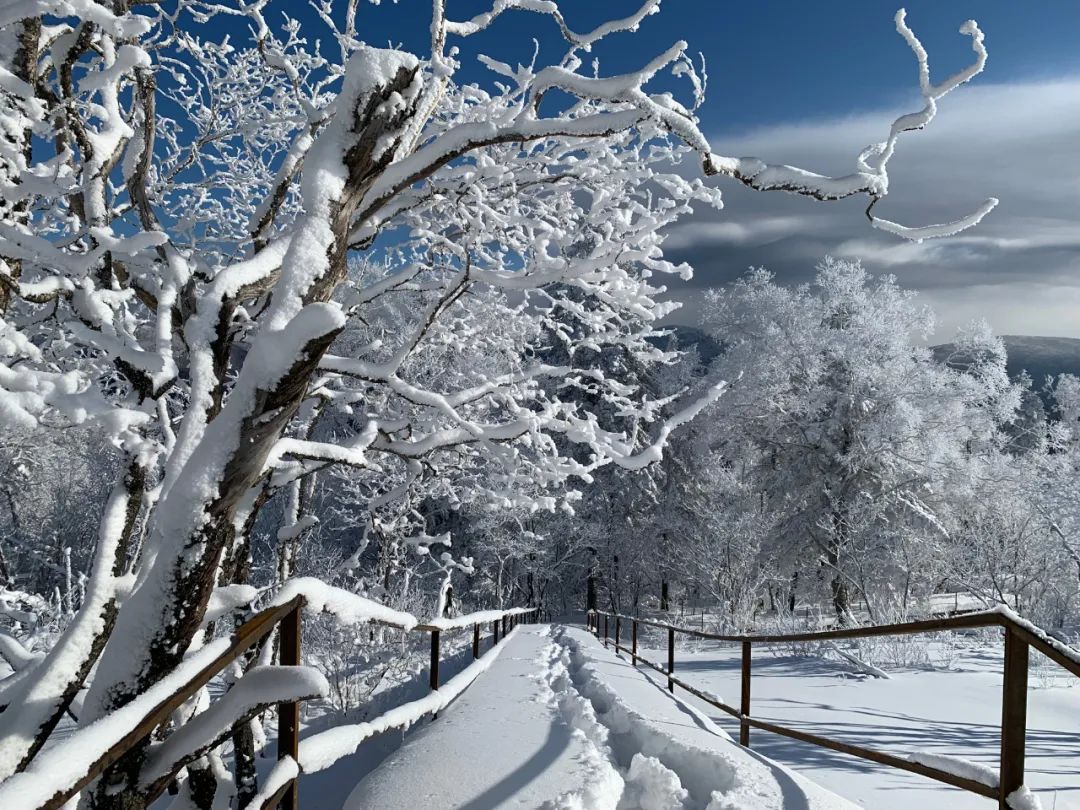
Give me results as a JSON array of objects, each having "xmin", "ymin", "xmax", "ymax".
[{"xmin": 664, "ymin": 76, "xmax": 1080, "ymax": 340}]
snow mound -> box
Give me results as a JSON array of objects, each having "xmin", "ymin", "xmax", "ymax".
[
  {"xmin": 556, "ymin": 625, "xmax": 862, "ymax": 810},
  {"xmin": 908, "ymin": 751, "xmax": 998, "ymax": 788}
]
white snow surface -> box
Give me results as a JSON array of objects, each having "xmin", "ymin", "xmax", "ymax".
[
  {"xmin": 421, "ymin": 605, "xmax": 534, "ymax": 630},
  {"xmin": 634, "ymin": 633, "xmax": 1079, "ymax": 810},
  {"xmin": 271, "ymin": 577, "xmax": 417, "ymax": 630},
  {"xmin": 343, "ymin": 624, "xmax": 860, "ymax": 809},
  {"xmin": 907, "ymin": 751, "xmax": 999, "ymax": 788},
  {"xmin": 298, "ymin": 625, "xmax": 518, "ymax": 775}
]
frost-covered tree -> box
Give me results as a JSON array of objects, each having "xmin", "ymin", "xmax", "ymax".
[
  {"xmin": 0, "ymin": 0, "xmax": 994, "ymax": 805},
  {"xmin": 701, "ymin": 260, "xmax": 1020, "ymax": 623}
]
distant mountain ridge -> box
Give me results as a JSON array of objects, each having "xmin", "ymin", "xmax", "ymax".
[
  {"xmin": 664, "ymin": 329, "xmax": 1080, "ymax": 391},
  {"xmin": 932, "ymin": 335, "xmax": 1080, "ymax": 387}
]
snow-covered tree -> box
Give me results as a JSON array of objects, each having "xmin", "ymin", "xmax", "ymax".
[
  {"xmin": 700, "ymin": 260, "xmax": 1020, "ymax": 623},
  {"xmin": 0, "ymin": 0, "xmax": 994, "ymax": 805}
]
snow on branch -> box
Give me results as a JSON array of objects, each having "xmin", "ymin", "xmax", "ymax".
[
  {"xmin": 0, "ymin": 636, "xmax": 238, "ymax": 809},
  {"xmin": 0, "ymin": 473, "xmax": 140, "ymax": 781},
  {"xmin": 708, "ymin": 9, "xmax": 996, "ymax": 241},
  {"xmin": 443, "ymin": 0, "xmax": 661, "ymax": 49},
  {"xmin": 587, "ymin": 382, "xmax": 727, "ymax": 472},
  {"xmin": 139, "ymin": 665, "xmax": 328, "ymax": 791}
]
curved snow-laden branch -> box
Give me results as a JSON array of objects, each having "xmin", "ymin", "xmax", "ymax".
[
  {"xmin": 708, "ymin": 9, "xmax": 995, "ymax": 241},
  {"xmin": 0, "ymin": 464, "xmax": 143, "ymax": 780},
  {"xmin": 443, "ymin": 0, "xmax": 661, "ymax": 53},
  {"xmin": 138, "ymin": 665, "xmax": 328, "ymax": 794},
  {"xmin": 352, "ymin": 109, "xmax": 649, "ymax": 240},
  {"xmin": 265, "ymin": 427, "xmax": 381, "ymax": 474}
]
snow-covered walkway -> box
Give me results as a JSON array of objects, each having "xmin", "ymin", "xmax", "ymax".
[{"xmin": 343, "ymin": 624, "xmax": 860, "ymax": 809}]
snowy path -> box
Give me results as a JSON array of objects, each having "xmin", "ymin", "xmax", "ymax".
[{"xmin": 344, "ymin": 624, "xmax": 860, "ymax": 809}]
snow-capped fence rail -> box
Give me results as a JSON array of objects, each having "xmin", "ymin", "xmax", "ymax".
[
  {"xmin": 13, "ymin": 586, "xmax": 537, "ymax": 810},
  {"xmin": 587, "ymin": 607, "xmax": 1080, "ymax": 810}
]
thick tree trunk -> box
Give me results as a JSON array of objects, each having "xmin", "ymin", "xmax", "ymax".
[
  {"xmin": 234, "ymin": 720, "xmax": 258, "ymax": 809},
  {"xmin": 187, "ymin": 760, "xmax": 219, "ymax": 810},
  {"xmin": 830, "ymin": 574, "xmax": 851, "ymax": 626},
  {"xmin": 84, "ymin": 61, "xmax": 422, "ymax": 809},
  {"xmin": 826, "ymin": 543, "xmax": 851, "ymax": 625},
  {"xmin": 828, "ymin": 503, "xmax": 851, "ymax": 625}
]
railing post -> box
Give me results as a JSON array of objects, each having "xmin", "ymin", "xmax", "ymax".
[
  {"xmin": 492, "ymin": 619, "xmax": 499, "ymax": 645},
  {"xmin": 667, "ymin": 627, "xmax": 675, "ymax": 692},
  {"xmin": 632, "ymin": 619, "xmax": 638, "ymax": 666},
  {"xmin": 740, "ymin": 640, "xmax": 751, "ymax": 746},
  {"xmin": 604, "ymin": 614, "xmax": 609, "ymax": 647},
  {"xmin": 615, "ymin": 616, "xmax": 621, "ymax": 652},
  {"xmin": 429, "ymin": 629, "xmax": 441, "ymax": 719},
  {"xmin": 473, "ymin": 623, "xmax": 480, "ymax": 659},
  {"xmin": 277, "ymin": 603, "xmax": 302, "ymax": 810},
  {"xmin": 430, "ymin": 630, "xmax": 441, "ymax": 691},
  {"xmin": 1000, "ymin": 626, "xmax": 1029, "ymax": 809}
]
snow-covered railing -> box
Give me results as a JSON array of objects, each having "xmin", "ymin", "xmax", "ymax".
[
  {"xmin": 415, "ymin": 606, "xmax": 542, "ymax": 702},
  {"xmin": 19, "ymin": 580, "xmax": 536, "ymax": 810},
  {"xmin": 587, "ymin": 607, "xmax": 1080, "ymax": 810}
]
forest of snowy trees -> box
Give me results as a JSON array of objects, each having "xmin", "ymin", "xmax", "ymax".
[
  {"xmin": 0, "ymin": 0, "xmax": 1072, "ymax": 807},
  {"xmin": 580, "ymin": 259, "xmax": 1080, "ymax": 632}
]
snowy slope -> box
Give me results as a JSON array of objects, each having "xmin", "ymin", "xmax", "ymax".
[
  {"xmin": 930, "ymin": 335, "xmax": 1080, "ymax": 386},
  {"xmin": 345, "ymin": 624, "xmax": 861, "ymax": 809},
  {"xmin": 639, "ymin": 638, "xmax": 1080, "ymax": 810}
]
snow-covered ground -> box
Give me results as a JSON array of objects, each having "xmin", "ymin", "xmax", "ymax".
[
  {"xmin": 346, "ymin": 624, "xmax": 862, "ymax": 809},
  {"xmin": 633, "ymin": 634, "xmax": 1080, "ymax": 810}
]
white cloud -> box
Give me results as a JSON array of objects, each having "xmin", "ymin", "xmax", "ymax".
[
  {"xmin": 667, "ymin": 77, "xmax": 1080, "ymax": 338},
  {"xmin": 662, "ymin": 216, "xmax": 818, "ymax": 249},
  {"xmin": 924, "ymin": 283, "xmax": 1080, "ymax": 340}
]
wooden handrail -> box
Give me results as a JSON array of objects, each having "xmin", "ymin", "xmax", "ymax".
[
  {"xmin": 587, "ymin": 608, "xmax": 1080, "ymax": 677},
  {"xmin": 587, "ymin": 607, "xmax": 1079, "ymax": 810},
  {"xmin": 35, "ymin": 596, "xmax": 304, "ymax": 810},
  {"xmin": 27, "ymin": 598, "xmax": 538, "ymax": 810}
]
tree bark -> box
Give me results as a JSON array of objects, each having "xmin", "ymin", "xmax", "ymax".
[{"xmin": 85, "ymin": 60, "xmax": 422, "ymax": 809}]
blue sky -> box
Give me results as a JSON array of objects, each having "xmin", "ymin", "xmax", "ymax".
[
  {"xmin": 236, "ymin": 2, "xmax": 1080, "ymax": 339},
  {"xmin": 336, "ymin": 1, "xmax": 1080, "ymax": 128}
]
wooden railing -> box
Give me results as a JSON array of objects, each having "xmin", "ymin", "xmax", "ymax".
[
  {"xmin": 587, "ymin": 608, "xmax": 1080, "ymax": 810},
  {"xmin": 35, "ymin": 598, "xmax": 537, "ymax": 810}
]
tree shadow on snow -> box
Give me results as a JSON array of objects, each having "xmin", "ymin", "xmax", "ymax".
[{"xmin": 455, "ymin": 725, "xmax": 575, "ymax": 810}]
